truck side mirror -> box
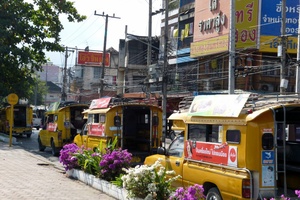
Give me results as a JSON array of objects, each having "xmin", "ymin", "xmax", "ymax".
[{"xmin": 114, "ymin": 116, "xmax": 121, "ymax": 127}]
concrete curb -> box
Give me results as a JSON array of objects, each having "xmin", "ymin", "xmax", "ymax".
[{"xmin": 0, "ymin": 133, "xmax": 21, "ymax": 145}]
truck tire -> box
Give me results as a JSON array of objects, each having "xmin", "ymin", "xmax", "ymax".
[
  {"xmin": 206, "ymin": 187, "xmax": 222, "ymax": 200},
  {"xmin": 38, "ymin": 136, "xmax": 46, "ymax": 151},
  {"xmin": 51, "ymin": 140, "xmax": 59, "ymax": 156}
]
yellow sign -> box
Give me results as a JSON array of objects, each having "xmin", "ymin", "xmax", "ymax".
[
  {"xmin": 190, "ymin": 35, "xmax": 229, "ymax": 58},
  {"xmin": 235, "ymin": 0, "xmax": 259, "ymax": 49},
  {"xmin": 259, "ymin": 36, "xmax": 298, "ymax": 54},
  {"xmin": 7, "ymin": 93, "xmax": 19, "ymax": 105}
]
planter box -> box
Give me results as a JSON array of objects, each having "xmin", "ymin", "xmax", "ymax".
[{"xmin": 66, "ymin": 169, "xmax": 130, "ymax": 200}]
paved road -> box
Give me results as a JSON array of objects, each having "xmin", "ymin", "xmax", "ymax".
[{"xmin": 0, "ymin": 137, "xmax": 116, "ymax": 200}]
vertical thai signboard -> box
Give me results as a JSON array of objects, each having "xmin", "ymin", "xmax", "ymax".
[
  {"xmin": 191, "ymin": 0, "xmax": 230, "ymax": 57},
  {"xmin": 235, "ymin": 0, "xmax": 259, "ymax": 49}
]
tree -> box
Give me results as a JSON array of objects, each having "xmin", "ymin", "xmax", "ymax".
[
  {"xmin": 0, "ymin": 0, "xmax": 86, "ymax": 101},
  {"xmin": 28, "ymin": 77, "xmax": 48, "ymax": 106}
]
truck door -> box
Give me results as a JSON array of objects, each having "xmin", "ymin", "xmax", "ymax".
[{"xmin": 165, "ymin": 135, "xmax": 184, "ymax": 187}]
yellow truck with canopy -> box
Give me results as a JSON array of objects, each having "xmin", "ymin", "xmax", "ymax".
[
  {"xmin": 38, "ymin": 101, "xmax": 88, "ymax": 156},
  {"xmin": 145, "ymin": 94, "xmax": 300, "ymax": 199},
  {"xmin": 0, "ymin": 104, "xmax": 33, "ymax": 138},
  {"xmin": 74, "ymin": 97, "xmax": 163, "ymax": 165}
]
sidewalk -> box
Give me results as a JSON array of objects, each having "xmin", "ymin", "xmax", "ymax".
[{"xmin": 0, "ymin": 141, "xmax": 116, "ymax": 200}]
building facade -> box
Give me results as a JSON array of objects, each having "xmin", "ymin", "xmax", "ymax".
[{"xmin": 161, "ymin": 0, "xmax": 298, "ymax": 95}]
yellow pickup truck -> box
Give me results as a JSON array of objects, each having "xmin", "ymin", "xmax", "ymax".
[
  {"xmin": 0, "ymin": 104, "xmax": 33, "ymax": 138},
  {"xmin": 145, "ymin": 94, "xmax": 300, "ymax": 200}
]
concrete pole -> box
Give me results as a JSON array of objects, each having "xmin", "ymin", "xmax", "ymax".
[
  {"xmin": 147, "ymin": 0, "xmax": 152, "ymax": 98},
  {"xmin": 280, "ymin": 0, "xmax": 287, "ymax": 94},
  {"xmin": 123, "ymin": 26, "xmax": 128, "ymax": 95},
  {"xmin": 100, "ymin": 14, "xmax": 108, "ymax": 98},
  {"xmin": 94, "ymin": 11, "xmax": 120, "ymax": 97},
  {"xmin": 162, "ymin": 0, "xmax": 168, "ymax": 143},
  {"xmin": 228, "ymin": 0, "xmax": 235, "ymax": 94},
  {"xmin": 62, "ymin": 46, "xmax": 68, "ymax": 101},
  {"xmin": 296, "ymin": 4, "xmax": 300, "ymax": 95}
]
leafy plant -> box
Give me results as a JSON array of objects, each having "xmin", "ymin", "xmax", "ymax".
[
  {"xmin": 73, "ymin": 147, "xmax": 101, "ymax": 176},
  {"xmin": 106, "ymin": 136, "xmax": 118, "ymax": 151},
  {"xmin": 111, "ymin": 174, "xmax": 124, "ymax": 188},
  {"xmin": 122, "ymin": 159, "xmax": 181, "ymax": 200},
  {"xmin": 59, "ymin": 143, "xmax": 80, "ymax": 171},
  {"xmin": 169, "ymin": 184, "xmax": 205, "ymax": 200}
]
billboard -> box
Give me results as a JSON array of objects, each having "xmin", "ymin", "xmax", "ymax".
[
  {"xmin": 77, "ymin": 51, "xmax": 110, "ymax": 66},
  {"xmin": 191, "ymin": 0, "xmax": 232, "ymax": 57},
  {"xmin": 235, "ymin": 0, "xmax": 259, "ymax": 49},
  {"xmin": 188, "ymin": 94, "xmax": 250, "ymax": 117},
  {"xmin": 260, "ymin": 0, "xmax": 299, "ymax": 36},
  {"xmin": 259, "ymin": 0, "xmax": 299, "ymax": 53}
]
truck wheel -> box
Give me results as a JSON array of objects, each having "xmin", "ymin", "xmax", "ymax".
[
  {"xmin": 206, "ymin": 187, "xmax": 222, "ymax": 200},
  {"xmin": 51, "ymin": 140, "xmax": 59, "ymax": 156},
  {"xmin": 38, "ymin": 136, "xmax": 46, "ymax": 151}
]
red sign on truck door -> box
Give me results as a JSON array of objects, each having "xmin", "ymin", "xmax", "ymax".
[{"xmin": 185, "ymin": 141, "xmax": 238, "ymax": 167}]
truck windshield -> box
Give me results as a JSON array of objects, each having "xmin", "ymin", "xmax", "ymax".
[{"xmin": 168, "ymin": 136, "xmax": 184, "ymax": 157}]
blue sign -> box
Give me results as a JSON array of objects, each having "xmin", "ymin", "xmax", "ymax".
[
  {"xmin": 262, "ymin": 151, "xmax": 274, "ymax": 164},
  {"xmin": 260, "ymin": 0, "xmax": 299, "ymax": 36}
]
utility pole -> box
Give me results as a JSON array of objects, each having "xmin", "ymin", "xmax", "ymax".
[
  {"xmin": 296, "ymin": 6, "xmax": 300, "ymax": 95},
  {"xmin": 228, "ymin": 0, "xmax": 235, "ymax": 94},
  {"xmin": 162, "ymin": 0, "xmax": 168, "ymax": 143},
  {"xmin": 62, "ymin": 46, "xmax": 74, "ymax": 101},
  {"xmin": 280, "ymin": 0, "xmax": 287, "ymax": 94},
  {"xmin": 147, "ymin": 0, "xmax": 152, "ymax": 98},
  {"xmin": 123, "ymin": 25, "xmax": 128, "ymax": 95},
  {"xmin": 94, "ymin": 11, "xmax": 120, "ymax": 98}
]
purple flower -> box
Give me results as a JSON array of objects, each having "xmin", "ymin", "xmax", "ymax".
[
  {"xmin": 169, "ymin": 184, "xmax": 205, "ymax": 200},
  {"xmin": 296, "ymin": 190, "xmax": 300, "ymax": 198},
  {"xmin": 59, "ymin": 143, "xmax": 80, "ymax": 171},
  {"xmin": 99, "ymin": 148, "xmax": 132, "ymax": 181}
]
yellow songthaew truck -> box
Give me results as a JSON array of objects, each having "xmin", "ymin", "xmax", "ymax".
[
  {"xmin": 38, "ymin": 101, "xmax": 88, "ymax": 156},
  {"xmin": 0, "ymin": 104, "xmax": 33, "ymax": 138},
  {"xmin": 74, "ymin": 97, "xmax": 163, "ymax": 165},
  {"xmin": 145, "ymin": 94, "xmax": 300, "ymax": 199}
]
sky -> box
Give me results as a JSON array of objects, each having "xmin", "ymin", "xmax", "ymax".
[{"xmin": 46, "ymin": 0, "xmax": 163, "ymax": 67}]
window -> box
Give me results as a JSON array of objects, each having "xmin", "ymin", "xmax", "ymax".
[
  {"xmin": 88, "ymin": 114, "xmax": 93, "ymax": 123},
  {"xmin": 226, "ymin": 130, "xmax": 241, "ymax": 144},
  {"xmin": 93, "ymin": 67, "xmax": 101, "ymax": 79},
  {"xmin": 168, "ymin": 135, "xmax": 184, "ymax": 157},
  {"xmin": 48, "ymin": 114, "xmax": 54, "ymax": 123},
  {"xmin": 100, "ymin": 115, "xmax": 105, "ymax": 123},
  {"xmin": 94, "ymin": 114, "xmax": 99, "ymax": 123},
  {"xmin": 188, "ymin": 124, "xmax": 221, "ymax": 143},
  {"xmin": 188, "ymin": 124, "xmax": 206, "ymax": 141},
  {"xmin": 262, "ymin": 133, "xmax": 274, "ymax": 150}
]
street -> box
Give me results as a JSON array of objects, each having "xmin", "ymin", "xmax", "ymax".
[{"xmin": 16, "ymin": 128, "xmax": 61, "ymax": 164}]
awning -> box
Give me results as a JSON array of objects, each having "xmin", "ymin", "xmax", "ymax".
[
  {"xmin": 177, "ymin": 56, "xmax": 196, "ymax": 64},
  {"xmin": 85, "ymin": 108, "xmax": 111, "ymax": 114}
]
